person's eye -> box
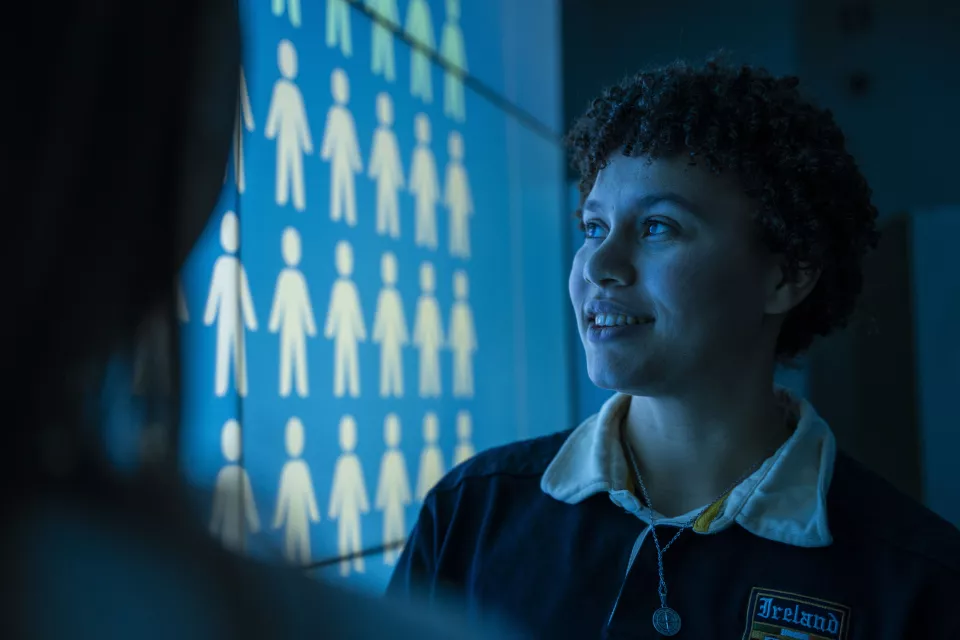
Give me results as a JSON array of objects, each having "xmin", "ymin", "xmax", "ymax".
[
  {"xmin": 641, "ymin": 219, "xmax": 676, "ymax": 240},
  {"xmin": 583, "ymin": 221, "xmax": 608, "ymax": 240}
]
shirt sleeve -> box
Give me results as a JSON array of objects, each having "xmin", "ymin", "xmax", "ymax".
[{"xmin": 386, "ymin": 491, "xmax": 440, "ymax": 600}]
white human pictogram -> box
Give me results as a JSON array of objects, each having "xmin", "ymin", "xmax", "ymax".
[
  {"xmin": 375, "ymin": 413, "xmax": 412, "ymax": 564},
  {"xmin": 272, "ymin": 0, "xmax": 301, "ymax": 28},
  {"xmin": 368, "ymin": 93, "xmax": 404, "ymax": 238},
  {"xmin": 272, "ymin": 417, "xmax": 320, "ymax": 566},
  {"xmin": 440, "ymin": 0, "xmax": 467, "ymax": 122},
  {"xmin": 444, "ymin": 131, "xmax": 473, "ymax": 258},
  {"xmin": 328, "ymin": 415, "xmax": 370, "ymax": 576},
  {"xmin": 203, "ymin": 211, "xmax": 257, "ymax": 398},
  {"xmin": 326, "ymin": 0, "xmax": 353, "ymax": 58},
  {"xmin": 453, "ymin": 410, "xmax": 475, "ymax": 466},
  {"xmin": 405, "ymin": 0, "xmax": 435, "ymax": 103},
  {"xmin": 321, "ymin": 69, "xmax": 362, "ymax": 227},
  {"xmin": 324, "ymin": 241, "xmax": 366, "ymax": 398},
  {"xmin": 412, "ymin": 262, "xmax": 443, "ymax": 398},
  {"xmin": 209, "ymin": 419, "xmax": 260, "ymax": 554},
  {"xmin": 265, "ymin": 40, "xmax": 313, "ymax": 212},
  {"xmin": 409, "ymin": 114, "xmax": 439, "ymax": 250},
  {"xmin": 372, "ymin": 252, "xmax": 408, "ymax": 398},
  {"xmin": 268, "ymin": 228, "xmax": 317, "ymax": 398},
  {"xmin": 415, "ymin": 412, "xmax": 445, "ymax": 501},
  {"xmin": 367, "ymin": 0, "xmax": 399, "ymax": 82},
  {"xmin": 225, "ymin": 67, "xmax": 255, "ymax": 193},
  {"xmin": 448, "ymin": 269, "xmax": 476, "ymax": 398}
]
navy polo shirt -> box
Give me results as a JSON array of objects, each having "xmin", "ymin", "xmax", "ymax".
[{"xmin": 388, "ymin": 390, "xmax": 960, "ymax": 638}]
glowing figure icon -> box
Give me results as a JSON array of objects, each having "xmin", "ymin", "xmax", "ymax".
[
  {"xmin": 366, "ymin": 0, "xmax": 399, "ymax": 82},
  {"xmin": 272, "ymin": 0, "xmax": 301, "ymax": 28},
  {"xmin": 265, "ymin": 40, "xmax": 313, "ymax": 212},
  {"xmin": 369, "ymin": 93, "xmax": 405, "ymax": 239},
  {"xmin": 453, "ymin": 410, "xmax": 475, "ymax": 466},
  {"xmin": 203, "ymin": 212, "xmax": 257, "ymax": 398},
  {"xmin": 449, "ymin": 270, "xmax": 477, "ymax": 398},
  {"xmin": 413, "ymin": 262, "xmax": 444, "ymax": 398},
  {"xmin": 410, "ymin": 114, "xmax": 440, "ymax": 250},
  {"xmin": 177, "ymin": 280, "xmax": 189, "ymax": 323},
  {"xmin": 326, "ymin": 0, "xmax": 353, "ymax": 58},
  {"xmin": 444, "ymin": 131, "xmax": 473, "ymax": 258},
  {"xmin": 416, "ymin": 412, "xmax": 445, "ymax": 501},
  {"xmin": 325, "ymin": 241, "xmax": 366, "ymax": 398},
  {"xmin": 268, "ymin": 228, "xmax": 317, "ymax": 398},
  {"xmin": 321, "ymin": 69, "xmax": 362, "ymax": 227},
  {"xmin": 328, "ymin": 415, "xmax": 370, "ymax": 576},
  {"xmin": 372, "ymin": 252, "xmax": 409, "ymax": 398},
  {"xmin": 440, "ymin": 0, "xmax": 467, "ymax": 122},
  {"xmin": 273, "ymin": 417, "xmax": 320, "ymax": 566},
  {"xmin": 376, "ymin": 413, "xmax": 411, "ymax": 565},
  {"xmin": 227, "ymin": 67, "xmax": 255, "ymax": 194},
  {"xmin": 405, "ymin": 0, "xmax": 435, "ymax": 103},
  {"xmin": 209, "ymin": 419, "xmax": 260, "ymax": 553}
]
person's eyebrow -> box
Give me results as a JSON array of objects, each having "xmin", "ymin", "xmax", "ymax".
[
  {"xmin": 582, "ymin": 198, "xmax": 605, "ymax": 215},
  {"xmin": 582, "ymin": 192, "xmax": 706, "ymax": 218}
]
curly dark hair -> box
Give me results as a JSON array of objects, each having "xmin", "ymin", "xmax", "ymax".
[{"xmin": 566, "ymin": 55, "xmax": 880, "ymax": 363}]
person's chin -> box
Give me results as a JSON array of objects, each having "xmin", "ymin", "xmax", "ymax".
[{"xmin": 586, "ymin": 357, "xmax": 649, "ymax": 393}]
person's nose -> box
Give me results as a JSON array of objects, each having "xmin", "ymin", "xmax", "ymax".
[{"xmin": 582, "ymin": 234, "xmax": 636, "ymax": 289}]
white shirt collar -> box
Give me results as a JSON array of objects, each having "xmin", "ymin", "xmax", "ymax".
[{"xmin": 540, "ymin": 387, "xmax": 836, "ymax": 547}]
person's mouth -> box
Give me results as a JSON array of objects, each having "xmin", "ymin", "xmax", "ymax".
[{"xmin": 584, "ymin": 299, "xmax": 654, "ymax": 341}]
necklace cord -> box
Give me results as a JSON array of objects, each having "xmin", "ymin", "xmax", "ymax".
[{"xmin": 620, "ymin": 433, "xmax": 772, "ymax": 636}]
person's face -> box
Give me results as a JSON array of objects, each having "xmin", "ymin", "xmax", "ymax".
[{"xmin": 569, "ymin": 153, "xmax": 780, "ymax": 395}]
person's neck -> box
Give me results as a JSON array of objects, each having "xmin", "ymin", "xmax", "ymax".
[{"xmin": 622, "ymin": 363, "xmax": 792, "ymax": 519}]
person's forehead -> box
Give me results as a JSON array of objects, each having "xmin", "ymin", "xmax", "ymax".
[{"xmin": 587, "ymin": 153, "xmax": 753, "ymax": 221}]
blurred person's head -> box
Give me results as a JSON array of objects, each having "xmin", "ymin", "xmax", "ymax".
[
  {"xmin": 6, "ymin": 0, "xmax": 240, "ymax": 492},
  {"xmin": 566, "ymin": 56, "xmax": 880, "ymax": 397}
]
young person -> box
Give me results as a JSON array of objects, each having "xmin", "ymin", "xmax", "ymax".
[
  {"xmin": 3, "ymin": 2, "xmax": 502, "ymax": 638},
  {"xmin": 388, "ymin": 58, "xmax": 960, "ymax": 638}
]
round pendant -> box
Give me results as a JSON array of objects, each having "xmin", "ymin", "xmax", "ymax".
[{"xmin": 652, "ymin": 606, "xmax": 681, "ymax": 636}]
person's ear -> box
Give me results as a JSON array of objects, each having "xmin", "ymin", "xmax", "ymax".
[{"xmin": 764, "ymin": 262, "xmax": 821, "ymax": 315}]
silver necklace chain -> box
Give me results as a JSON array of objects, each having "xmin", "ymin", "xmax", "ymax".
[{"xmin": 622, "ymin": 436, "xmax": 769, "ymax": 636}]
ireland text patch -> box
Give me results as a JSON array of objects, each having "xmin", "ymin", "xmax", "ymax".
[{"xmin": 743, "ymin": 587, "xmax": 850, "ymax": 640}]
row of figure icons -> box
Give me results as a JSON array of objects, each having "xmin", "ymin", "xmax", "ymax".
[
  {"xmin": 183, "ymin": 212, "xmax": 477, "ymax": 400},
  {"xmin": 209, "ymin": 410, "xmax": 475, "ymax": 573},
  {"xmin": 271, "ymin": 0, "xmax": 468, "ymax": 121},
  {"xmin": 240, "ymin": 48, "xmax": 473, "ymax": 257}
]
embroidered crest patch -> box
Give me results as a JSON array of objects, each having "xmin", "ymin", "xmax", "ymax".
[{"xmin": 743, "ymin": 587, "xmax": 850, "ymax": 640}]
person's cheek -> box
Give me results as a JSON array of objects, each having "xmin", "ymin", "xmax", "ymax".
[{"xmin": 569, "ymin": 252, "xmax": 587, "ymax": 323}]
